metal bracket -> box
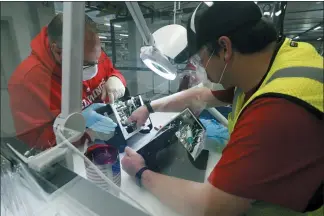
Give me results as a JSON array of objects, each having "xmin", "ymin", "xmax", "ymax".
[{"xmin": 125, "ymin": 2, "xmax": 155, "ymax": 46}]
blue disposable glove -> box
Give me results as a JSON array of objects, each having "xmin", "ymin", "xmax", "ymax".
[
  {"xmin": 82, "ymin": 103, "xmax": 117, "ymax": 134},
  {"xmin": 199, "ymin": 118, "xmax": 229, "ymax": 146}
]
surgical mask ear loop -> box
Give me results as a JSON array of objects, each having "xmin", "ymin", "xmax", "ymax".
[
  {"xmin": 218, "ymin": 63, "xmax": 228, "ymax": 83},
  {"xmin": 205, "ymin": 49, "xmax": 215, "ymax": 70},
  {"xmin": 205, "ymin": 48, "xmax": 227, "ymax": 84}
]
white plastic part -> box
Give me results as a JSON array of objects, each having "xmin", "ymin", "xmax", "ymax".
[
  {"xmin": 140, "ymin": 46, "xmax": 177, "ymax": 80},
  {"xmin": 5, "ymin": 115, "xmax": 83, "ymax": 173},
  {"xmin": 61, "ymin": 2, "xmax": 84, "ymax": 118},
  {"xmin": 53, "ymin": 112, "xmax": 86, "ymax": 143},
  {"xmin": 6, "ymin": 141, "xmax": 71, "ymax": 173},
  {"xmin": 152, "ymin": 24, "xmax": 187, "ymax": 59},
  {"xmin": 207, "ymin": 108, "xmax": 228, "ymax": 127},
  {"xmin": 192, "ymin": 83, "xmax": 229, "ymax": 127}
]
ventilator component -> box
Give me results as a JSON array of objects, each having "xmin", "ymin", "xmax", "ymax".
[
  {"xmin": 173, "ymin": 109, "xmax": 206, "ymax": 159},
  {"xmin": 111, "ymin": 95, "xmax": 148, "ymax": 140}
]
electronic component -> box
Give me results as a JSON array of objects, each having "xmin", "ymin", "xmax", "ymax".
[
  {"xmin": 140, "ymin": 108, "xmax": 206, "ymax": 161},
  {"xmin": 171, "ymin": 109, "xmax": 206, "ymax": 160},
  {"xmin": 111, "ymin": 95, "xmax": 151, "ymax": 140},
  {"xmin": 137, "ymin": 108, "xmax": 208, "ymax": 182}
]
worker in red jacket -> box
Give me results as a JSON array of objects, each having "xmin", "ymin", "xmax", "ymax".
[{"xmin": 8, "ymin": 14, "xmax": 126, "ymax": 150}]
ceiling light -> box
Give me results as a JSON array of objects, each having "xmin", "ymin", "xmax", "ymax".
[
  {"xmin": 314, "ymin": 26, "xmax": 322, "ymax": 30},
  {"xmin": 120, "ymin": 34, "xmax": 129, "ymax": 37},
  {"xmin": 271, "ymin": 12, "xmax": 274, "ymax": 17},
  {"xmin": 263, "ymin": 12, "xmax": 270, "ymax": 16},
  {"xmin": 204, "ymin": 2, "xmax": 214, "ymax": 7},
  {"xmin": 104, "ymin": 23, "xmax": 122, "ymax": 28},
  {"xmin": 99, "ymin": 36, "xmax": 107, "ymax": 39},
  {"xmin": 317, "ymin": 37, "xmax": 322, "ymax": 40},
  {"xmin": 275, "ymin": 10, "xmax": 282, "ymax": 16}
]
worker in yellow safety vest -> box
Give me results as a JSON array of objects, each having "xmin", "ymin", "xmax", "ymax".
[{"xmin": 121, "ymin": 2, "xmax": 323, "ymax": 216}]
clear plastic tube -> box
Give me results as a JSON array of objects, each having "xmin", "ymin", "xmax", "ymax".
[{"xmin": 56, "ymin": 131, "xmax": 151, "ymax": 215}]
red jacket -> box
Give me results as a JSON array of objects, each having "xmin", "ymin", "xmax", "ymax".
[{"xmin": 8, "ymin": 27, "xmax": 126, "ymax": 150}]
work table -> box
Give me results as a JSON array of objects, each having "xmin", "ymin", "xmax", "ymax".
[{"xmin": 71, "ymin": 112, "xmax": 224, "ymax": 216}]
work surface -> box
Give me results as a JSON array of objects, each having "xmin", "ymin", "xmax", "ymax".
[{"xmin": 72, "ymin": 112, "xmax": 223, "ymax": 216}]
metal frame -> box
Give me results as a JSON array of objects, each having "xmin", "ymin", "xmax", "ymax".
[
  {"xmin": 110, "ymin": 19, "xmax": 117, "ymax": 66},
  {"xmin": 125, "ymin": 2, "xmax": 154, "ymax": 46},
  {"xmin": 110, "ymin": 11, "xmax": 172, "ymax": 66},
  {"xmin": 278, "ymin": 1, "xmax": 288, "ymax": 37},
  {"xmin": 61, "ymin": 2, "xmax": 85, "ymax": 118}
]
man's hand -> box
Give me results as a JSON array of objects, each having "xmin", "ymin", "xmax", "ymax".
[
  {"xmin": 128, "ymin": 106, "xmax": 150, "ymax": 127},
  {"xmin": 102, "ymin": 76, "xmax": 125, "ymax": 104},
  {"xmin": 121, "ymin": 147, "xmax": 146, "ymax": 177}
]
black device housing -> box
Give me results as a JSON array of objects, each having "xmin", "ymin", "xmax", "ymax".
[
  {"xmin": 137, "ymin": 109, "xmax": 209, "ymax": 183},
  {"xmin": 94, "ymin": 88, "xmax": 152, "ymax": 152}
]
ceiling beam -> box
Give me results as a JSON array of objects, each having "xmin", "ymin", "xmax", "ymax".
[
  {"xmin": 286, "ymin": 8, "xmax": 324, "ymax": 13},
  {"xmin": 293, "ymin": 22, "xmax": 323, "ymax": 39}
]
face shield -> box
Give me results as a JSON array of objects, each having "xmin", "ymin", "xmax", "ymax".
[
  {"xmin": 189, "ymin": 46, "xmax": 227, "ymax": 91},
  {"xmin": 177, "ymin": 62, "xmax": 202, "ymax": 91}
]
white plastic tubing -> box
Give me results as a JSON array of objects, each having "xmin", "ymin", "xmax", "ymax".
[{"xmin": 207, "ymin": 108, "xmax": 228, "ymax": 127}]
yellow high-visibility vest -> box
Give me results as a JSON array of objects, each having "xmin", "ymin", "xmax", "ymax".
[{"xmin": 227, "ymin": 38, "xmax": 323, "ymax": 216}]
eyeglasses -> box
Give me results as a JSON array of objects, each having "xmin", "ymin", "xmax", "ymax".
[
  {"xmin": 83, "ymin": 59, "xmax": 105, "ymax": 69},
  {"xmin": 190, "ymin": 54, "xmax": 203, "ymax": 68},
  {"xmin": 190, "ymin": 46, "xmax": 215, "ymax": 68}
]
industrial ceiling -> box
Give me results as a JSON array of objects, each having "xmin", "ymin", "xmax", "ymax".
[{"xmin": 54, "ymin": 1, "xmax": 324, "ymax": 60}]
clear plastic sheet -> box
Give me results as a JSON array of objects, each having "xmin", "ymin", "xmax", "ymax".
[
  {"xmin": 0, "ymin": 161, "xmax": 97, "ymax": 216},
  {"xmin": 0, "ymin": 129, "xmax": 151, "ymax": 216}
]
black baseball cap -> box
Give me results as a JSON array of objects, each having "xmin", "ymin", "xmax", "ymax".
[{"xmin": 187, "ymin": 2, "xmax": 262, "ymax": 57}]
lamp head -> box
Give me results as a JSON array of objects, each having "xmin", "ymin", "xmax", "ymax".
[
  {"xmin": 140, "ymin": 46, "xmax": 177, "ymax": 80},
  {"xmin": 140, "ymin": 24, "xmax": 188, "ymax": 80}
]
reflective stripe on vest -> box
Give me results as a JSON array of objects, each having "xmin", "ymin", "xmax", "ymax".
[
  {"xmin": 228, "ymin": 66, "xmax": 323, "ymax": 134},
  {"xmin": 266, "ymin": 67, "xmax": 323, "ymax": 85}
]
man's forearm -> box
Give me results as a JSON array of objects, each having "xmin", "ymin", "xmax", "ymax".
[
  {"xmin": 141, "ymin": 170, "xmax": 209, "ymax": 216},
  {"xmin": 141, "ymin": 170, "xmax": 251, "ymax": 216},
  {"xmin": 151, "ymin": 87, "xmax": 228, "ymax": 113}
]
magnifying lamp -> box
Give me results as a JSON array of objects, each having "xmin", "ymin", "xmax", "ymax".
[
  {"xmin": 140, "ymin": 24, "xmax": 187, "ymax": 80},
  {"xmin": 140, "ymin": 46, "xmax": 177, "ymax": 80},
  {"xmin": 125, "ymin": 2, "xmax": 188, "ymax": 80}
]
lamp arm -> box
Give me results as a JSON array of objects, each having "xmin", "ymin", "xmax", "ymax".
[{"xmin": 125, "ymin": 2, "xmax": 155, "ymax": 46}]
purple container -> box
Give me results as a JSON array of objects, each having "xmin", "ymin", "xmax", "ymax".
[{"xmin": 84, "ymin": 143, "xmax": 121, "ymax": 193}]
